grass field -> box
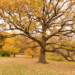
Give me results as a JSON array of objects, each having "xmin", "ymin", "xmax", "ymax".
[
  {"xmin": 0, "ymin": 57, "xmax": 75, "ymax": 75},
  {"xmin": 0, "ymin": 57, "xmax": 11, "ymax": 60}
]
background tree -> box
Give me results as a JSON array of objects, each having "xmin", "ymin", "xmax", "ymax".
[
  {"xmin": 0, "ymin": 31, "xmax": 10, "ymax": 49},
  {"xmin": 0, "ymin": 0, "xmax": 75, "ymax": 63},
  {"xmin": 3, "ymin": 36, "xmax": 21, "ymax": 57},
  {"xmin": 24, "ymin": 38, "xmax": 40, "ymax": 58}
]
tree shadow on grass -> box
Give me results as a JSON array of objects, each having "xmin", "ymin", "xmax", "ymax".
[{"xmin": 35, "ymin": 61, "xmax": 49, "ymax": 64}]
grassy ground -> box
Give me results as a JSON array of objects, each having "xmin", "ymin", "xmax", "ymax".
[
  {"xmin": 0, "ymin": 57, "xmax": 11, "ymax": 60},
  {"xmin": 0, "ymin": 57, "xmax": 75, "ymax": 75}
]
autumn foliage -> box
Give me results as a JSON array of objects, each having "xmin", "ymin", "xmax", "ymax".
[{"xmin": 0, "ymin": 31, "xmax": 10, "ymax": 49}]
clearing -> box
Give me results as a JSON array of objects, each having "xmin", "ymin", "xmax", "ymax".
[{"xmin": 0, "ymin": 57, "xmax": 75, "ymax": 75}]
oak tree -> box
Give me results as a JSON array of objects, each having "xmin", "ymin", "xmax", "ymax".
[{"xmin": 0, "ymin": 0, "xmax": 75, "ymax": 63}]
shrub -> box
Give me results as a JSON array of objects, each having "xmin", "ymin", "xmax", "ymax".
[{"xmin": 0, "ymin": 49, "xmax": 11, "ymax": 57}]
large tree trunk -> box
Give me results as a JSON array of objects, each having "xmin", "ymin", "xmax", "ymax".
[
  {"xmin": 38, "ymin": 22, "xmax": 47, "ymax": 63},
  {"xmin": 38, "ymin": 48, "xmax": 46, "ymax": 63}
]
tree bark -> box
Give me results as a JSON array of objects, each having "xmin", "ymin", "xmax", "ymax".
[
  {"xmin": 13, "ymin": 54, "xmax": 15, "ymax": 57},
  {"xmin": 32, "ymin": 55, "xmax": 34, "ymax": 58},
  {"xmin": 38, "ymin": 23, "xmax": 47, "ymax": 63},
  {"xmin": 38, "ymin": 48, "xmax": 46, "ymax": 63},
  {"xmin": 0, "ymin": 46, "xmax": 2, "ymax": 50}
]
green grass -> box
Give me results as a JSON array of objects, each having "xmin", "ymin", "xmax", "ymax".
[
  {"xmin": 0, "ymin": 58, "xmax": 75, "ymax": 75},
  {"xmin": 0, "ymin": 57, "xmax": 11, "ymax": 60},
  {"xmin": 16, "ymin": 54, "xmax": 32, "ymax": 57},
  {"xmin": 46, "ymin": 55, "xmax": 64, "ymax": 61}
]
